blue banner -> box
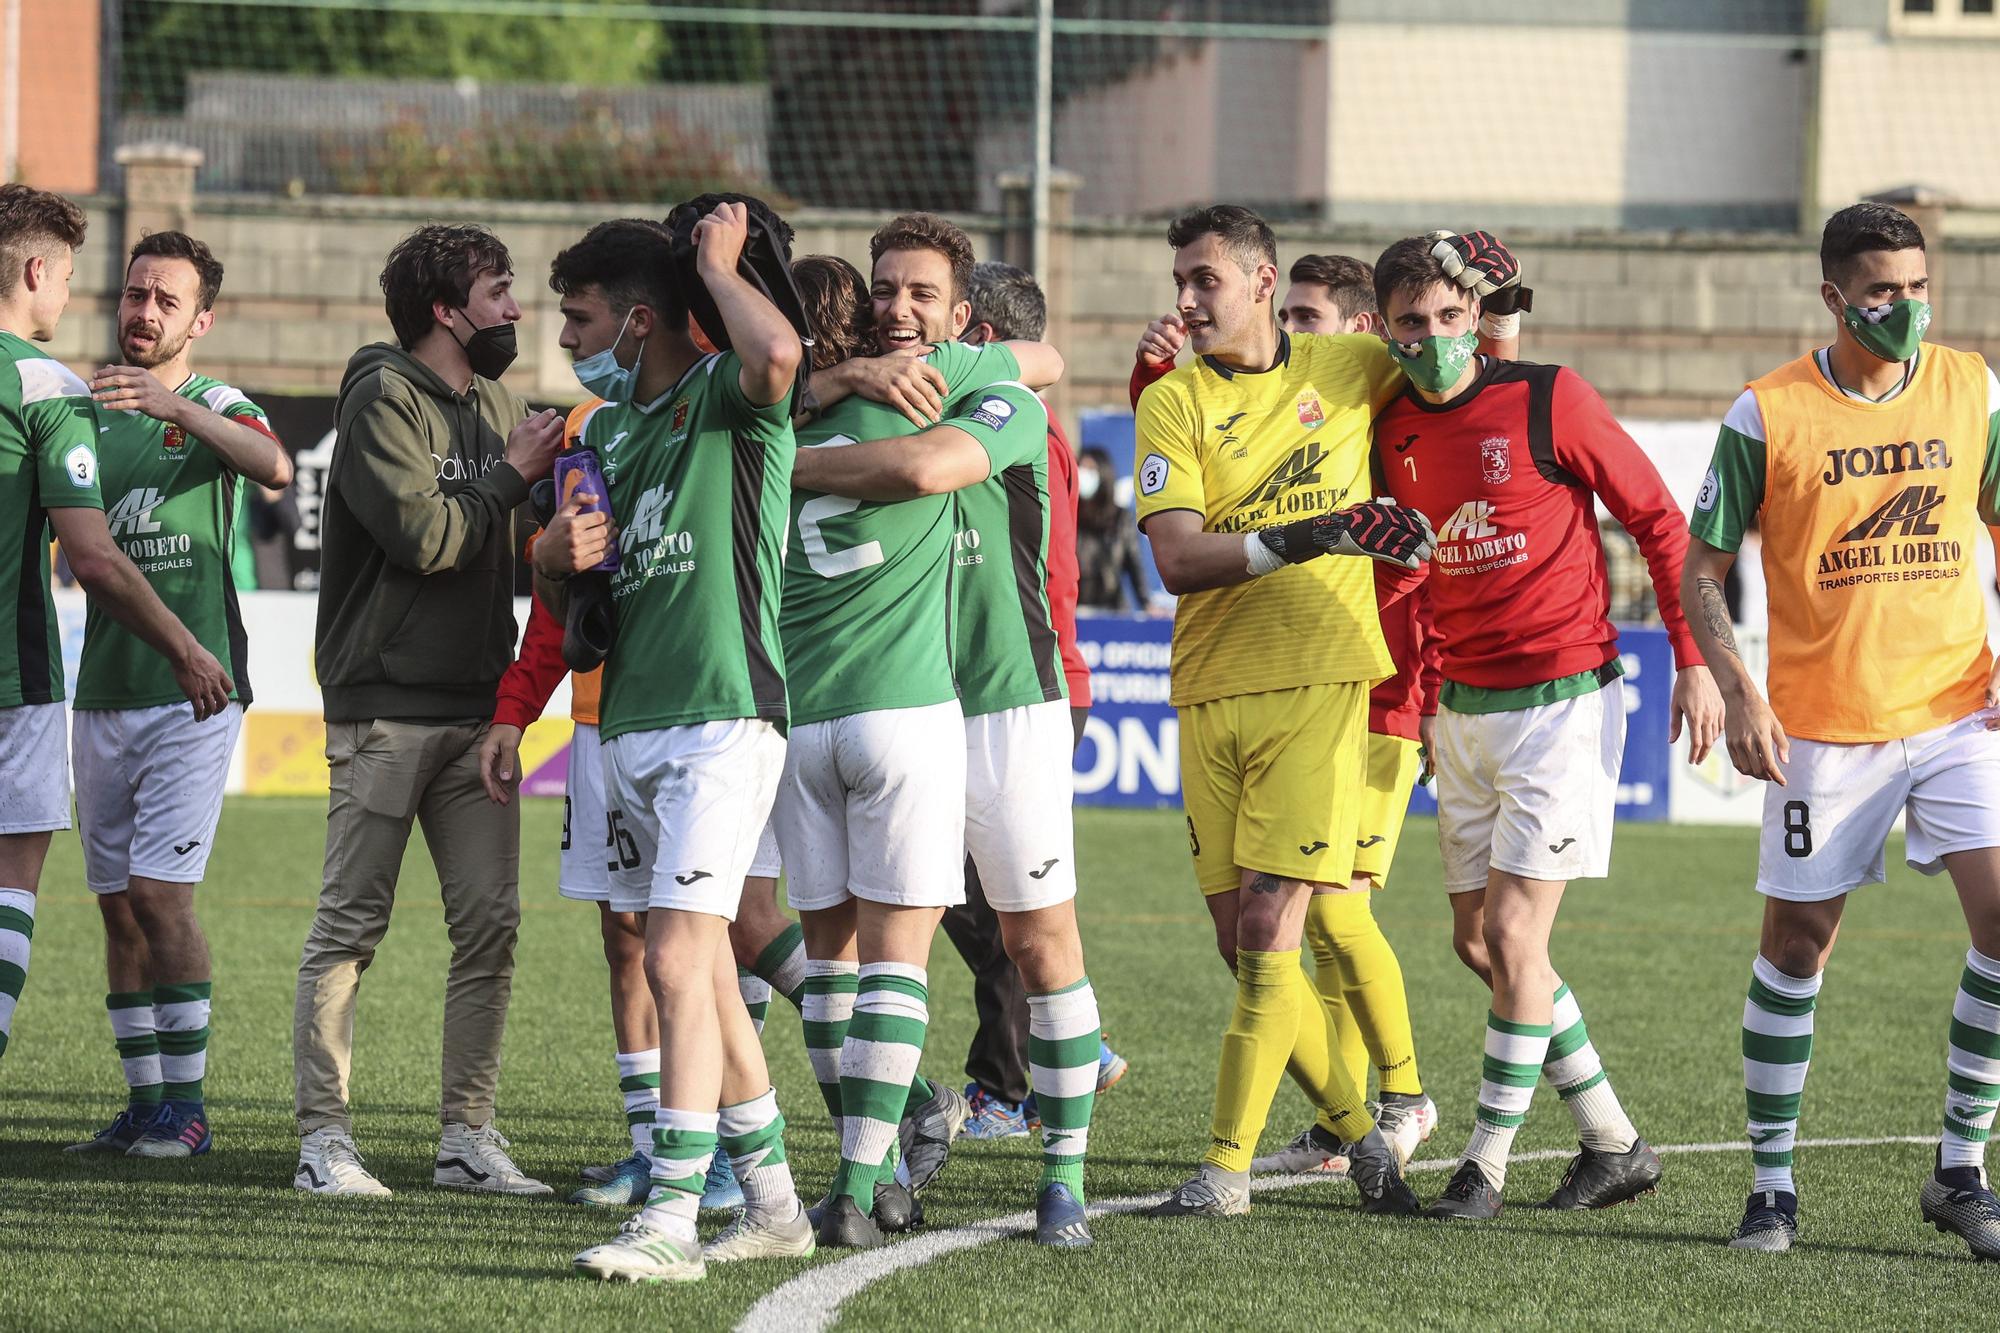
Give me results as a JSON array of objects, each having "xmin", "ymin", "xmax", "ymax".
[
  {"xmin": 1071, "ymin": 613, "xmax": 1179, "ymax": 808},
  {"xmin": 1073, "ymin": 615, "xmax": 1676, "ymax": 821}
]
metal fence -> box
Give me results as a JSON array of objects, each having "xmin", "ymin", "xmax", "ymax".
[{"xmin": 56, "ymin": 1, "xmax": 2000, "ymax": 241}]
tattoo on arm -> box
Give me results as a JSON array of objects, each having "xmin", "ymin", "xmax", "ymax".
[
  {"xmin": 1695, "ymin": 576, "xmax": 1741, "ymax": 659},
  {"xmin": 1247, "ymin": 873, "xmax": 1283, "ymax": 896}
]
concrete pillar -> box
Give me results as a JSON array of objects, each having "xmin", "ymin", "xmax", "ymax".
[
  {"xmin": 996, "ymin": 167, "xmax": 1080, "ymax": 434},
  {"xmin": 1865, "ymin": 184, "xmax": 1955, "ymax": 338},
  {"xmin": 115, "ymin": 143, "xmax": 204, "ymax": 257}
]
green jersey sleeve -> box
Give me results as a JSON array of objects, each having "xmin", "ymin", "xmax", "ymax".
[
  {"xmin": 1977, "ymin": 364, "xmax": 2000, "ymax": 526},
  {"xmin": 704, "ymin": 349, "xmax": 794, "ymax": 442},
  {"xmin": 949, "ymin": 383, "xmax": 1047, "ymax": 475},
  {"xmin": 1688, "ymin": 390, "xmax": 1766, "ymax": 553},
  {"xmin": 928, "ymin": 340, "xmax": 1022, "ymax": 409},
  {"xmin": 21, "ymin": 357, "xmax": 103, "ymax": 509}
]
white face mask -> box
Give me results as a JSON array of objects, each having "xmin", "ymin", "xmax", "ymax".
[{"xmin": 1078, "ymin": 468, "xmax": 1102, "ymax": 500}]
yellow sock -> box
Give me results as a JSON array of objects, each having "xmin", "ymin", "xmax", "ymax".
[
  {"xmin": 1305, "ymin": 908, "xmax": 1371, "ymax": 1094},
  {"xmin": 1288, "ymin": 964, "xmax": 1376, "ymax": 1144},
  {"xmin": 1205, "ymin": 949, "xmax": 1304, "ymax": 1173},
  {"xmin": 1309, "ymin": 891, "xmax": 1423, "ymax": 1097}
]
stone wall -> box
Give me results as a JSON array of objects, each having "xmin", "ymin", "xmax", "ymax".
[{"xmin": 48, "ymin": 182, "xmax": 2000, "ymax": 435}]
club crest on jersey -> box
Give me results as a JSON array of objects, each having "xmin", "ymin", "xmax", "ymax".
[
  {"xmin": 161, "ymin": 423, "xmax": 188, "ymax": 455},
  {"xmin": 1479, "ymin": 436, "xmax": 1511, "ymax": 485},
  {"xmin": 669, "ymin": 400, "xmax": 690, "ymax": 443},
  {"xmin": 1295, "ymin": 389, "xmax": 1324, "ymax": 429}
]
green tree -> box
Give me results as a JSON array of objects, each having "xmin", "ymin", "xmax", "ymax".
[{"xmin": 120, "ymin": 0, "xmax": 669, "ymax": 109}]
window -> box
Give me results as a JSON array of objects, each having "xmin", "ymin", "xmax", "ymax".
[{"xmin": 1892, "ymin": 0, "xmax": 1999, "ymax": 31}]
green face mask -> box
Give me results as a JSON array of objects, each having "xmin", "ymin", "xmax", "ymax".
[
  {"xmin": 1387, "ymin": 330, "xmax": 1479, "ymax": 393},
  {"xmin": 1840, "ymin": 295, "xmax": 1930, "ymax": 363}
]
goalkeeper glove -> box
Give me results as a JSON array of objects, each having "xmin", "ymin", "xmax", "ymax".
[
  {"xmin": 1255, "ymin": 500, "xmax": 1435, "ymax": 572},
  {"xmin": 1428, "ymin": 229, "xmax": 1532, "ymax": 338}
]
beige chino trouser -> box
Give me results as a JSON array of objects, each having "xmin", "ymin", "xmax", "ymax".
[{"xmin": 293, "ymin": 719, "xmax": 520, "ymax": 1135}]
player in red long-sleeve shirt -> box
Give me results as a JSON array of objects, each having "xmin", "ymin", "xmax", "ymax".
[
  {"xmin": 1365, "ymin": 233, "xmax": 1723, "ymax": 1220},
  {"xmin": 1130, "ymin": 251, "xmax": 1443, "ymax": 1174}
]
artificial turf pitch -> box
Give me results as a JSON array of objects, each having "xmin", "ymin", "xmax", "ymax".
[{"xmin": 3, "ymin": 799, "xmax": 1996, "ymax": 1330}]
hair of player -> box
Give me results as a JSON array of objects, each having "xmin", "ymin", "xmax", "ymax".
[
  {"xmin": 667, "ymin": 192, "xmax": 797, "ymax": 252},
  {"xmin": 1290, "ymin": 252, "xmax": 1376, "ymax": 321},
  {"xmin": 0, "ymin": 183, "xmax": 88, "ymax": 301},
  {"xmin": 129, "ymin": 230, "xmax": 225, "ymax": 313},
  {"xmin": 869, "ymin": 212, "xmax": 976, "ymax": 303},
  {"xmin": 966, "ymin": 260, "xmax": 1046, "ymax": 341},
  {"xmin": 791, "ymin": 254, "xmax": 872, "ymax": 372},
  {"xmin": 379, "ymin": 223, "xmax": 513, "ymax": 349},
  {"xmin": 1372, "ymin": 235, "xmax": 1465, "ymax": 313},
  {"xmin": 549, "ymin": 218, "xmax": 678, "ymax": 326},
  {"xmin": 1165, "ymin": 204, "xmax": 1277, "ymax": 277},
  {"xmin": 1819, "ymin": 202, "xmax": 1926, "ymax": 284}
]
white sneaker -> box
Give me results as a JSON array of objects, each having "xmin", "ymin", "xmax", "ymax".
[
  {"xmin": 295, "ymin": 1126, "xmax": 393, "ymax": 1197},
  {"xmin": 1375, "ymin": 1094, "xmax": 1438, "ymax": 1171},
  {"xmin": 1249, "ymin": 1126, "xmax": 1349, "ymax": 1176},
  {"xmin": 434, "ymin": 1121, "xmax": 553, "ymax": 1196},
  {"xmin": 574, "ymin": 1215, "xmax": 705, "ymax": 1283},
  {"xmin": 703, "ymin": 1203, "xmax": 817, "ymax": 1263}
]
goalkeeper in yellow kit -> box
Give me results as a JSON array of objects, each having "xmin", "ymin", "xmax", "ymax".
[{"xmin": 1134, "ymin": 207, "xmax": 1519, "ymax": 1217}]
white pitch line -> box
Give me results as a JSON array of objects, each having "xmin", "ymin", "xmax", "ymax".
[{"xmin": 734, "ymin": 1135, "xmax": 1940, "ymax": 1333}]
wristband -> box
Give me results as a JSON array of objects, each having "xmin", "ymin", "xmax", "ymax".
[
  {"xmin": 1480, "ymin": 310, "xmax": 1521, "ymax": 343},
  {"xmin": 1245, "ymin": 531, "xmax": 1286, "ymax": 577}
]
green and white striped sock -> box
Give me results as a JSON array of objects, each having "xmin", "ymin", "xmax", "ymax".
[
  {"xmin": 738, "ymin": 969, "xmax": 773, "ymax": 1036},
  {"xmin": 616, "ymin": 1048, "xmax": 661, "ymax": 1159},
  {"xmin": 1544, "ymin": 978, "xmax": 1637, "ymax": 1152},
  {"xmin": 1943, "ymin": 946, "xmax": 2000, "ymax": 1171},
  {"xmin": 640, "ymin": 1107, "xmax": 717, "ymax": 1242},
  {"xmin": 0, "ymin": 888, "xmax": 34, "ymax": 1061},
  {"xmin": 720, "ymin": 1088, "xmax": 799, "ymax": 1224},
  {"xmin": 802, "ymin": 959, "xmax": 859, "ymax": 1126},
  {"xmin": 753, "ymin": 923, "xmax": 809, "ymax": 1010},
  {"xmin": 1743, "ymin": 954, "xmax": 1819, "ymax": 1193},
  {"xmin": 832, "ymin": 963, "xmax": 929, "ymax": 1208},
  {"xmin": 154, "ymin": 980, "xmax": 211, "ymax": 1104},
  {"xmin": 1028, "ymin": 977, "xmax": 1100, "ymax": 1202},
  {"xmin": 107, "ymin": 991, "xmax": 164, "ymax": 1112},
  {"xmin": 1463, "ymin": 1012, "xmax": 1552, "ymax": 1188}
]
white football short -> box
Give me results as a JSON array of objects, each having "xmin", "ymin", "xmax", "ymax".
[
  {"xmin": 0, "ymin": 701, "xmax": 70, "ymax": 834},
  {"xmin": 73, "ymin": 702, "xmax": 242, "ymax": 891},
  {"xmin": 773, "ymin": 699, "xmax": 966, "ymax": 913},
  {"xmin": 965, "ymin": 699, "xmax": 1079, "ymax": 913},
  {"xmin": 1434, "ymin": 679, "xmax": 1625, "ymax": 893},
  {"xmin": 748, "ymin": 816, "xmax": 782, "ymax": 881},
  {"xmin": 1756, "ymin": 711, "xmax": 2000, "ymax": 902},
  {"xmin": 558, "ymin": 722, "xmax": 631, "ymax": 910},
  {"xmin": 602, "ymin": 718, "xmax": 785, "ymax": 919}
]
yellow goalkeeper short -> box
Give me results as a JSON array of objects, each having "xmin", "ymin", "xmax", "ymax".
[
  {"xmin": 1179, "ymin": 681, "xmax": 1369, "ymax": 894},
  {"xmin": 1352, "ymin": 732, "xmax": 1424, "ymax": 885}
]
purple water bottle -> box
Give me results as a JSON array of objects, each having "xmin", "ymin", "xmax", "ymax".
[{"xmin": 553, "ymin": 447, "xmax": 620, "ymax": 572}]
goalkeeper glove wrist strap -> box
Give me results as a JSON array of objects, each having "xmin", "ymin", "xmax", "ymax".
[{"xmin": 1246, "ymin": 531, "xmax": 1289, "ymax": 577}]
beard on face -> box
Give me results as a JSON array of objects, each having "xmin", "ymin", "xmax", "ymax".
[{"xmin": 120, "ymin": 320, "xmax": 190, "ymax": 369}]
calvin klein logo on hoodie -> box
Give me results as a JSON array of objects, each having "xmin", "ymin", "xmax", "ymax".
[{"xmin": 431, "ymin": 451, "xmax": 505, "ymax": 483}]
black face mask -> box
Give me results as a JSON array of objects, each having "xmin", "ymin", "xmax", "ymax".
[{"xmin": 452, "ymin": 315, "xmax": 518, "ymax": 380}]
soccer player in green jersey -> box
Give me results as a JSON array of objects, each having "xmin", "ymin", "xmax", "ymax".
[
  {"xmin": 62, "ymin": 231, "xmax": 292, "ymax": 1159},
  {"xmin": 548, "ymin": 201, "xmax": 812, "ymax": 1283},
  {"xmin": 788, "ymin": 216, "xmax": 1101, "ymax": 1248},
  {"xmin": 0, "ymin": 186, "xmax": 232, "ymax": 1079}
]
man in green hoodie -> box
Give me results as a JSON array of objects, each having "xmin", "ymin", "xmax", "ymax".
[{"xmin": 291, "ymin": 222, "xmax": 563, "ymax": 1198}]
